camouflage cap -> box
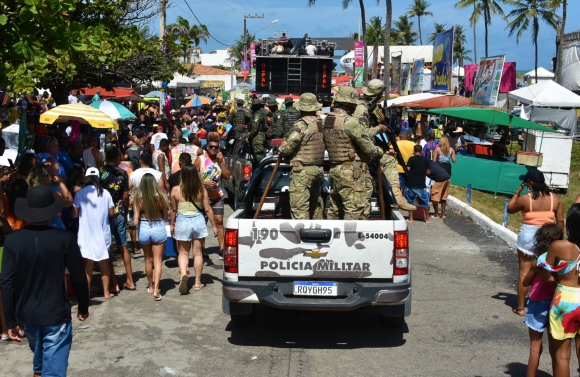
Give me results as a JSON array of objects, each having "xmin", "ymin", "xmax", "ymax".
[
  {"xmin": 295, "ymin": 93, "xmax": 322, "ymax": 112},
  {"xmin": 251, "ymin": 98, "xmax": 263, "ymax": 106},
  {"xmin": 284, "ymin": 96, "xmax": 294, "ymax": 104},
  {"xmin": 236, "ymin": 98, "xmax": 244, "ymax": 105},
  {"xmin": 267, "ymin": 99, "xmax": 278, "ymax": 107},
  {"xmin": 335, "ymin": 86, "xmax": 359, "ymax": 105},
  {"xmin": 362, "ymin": 79, "xmax": 386, "ymax": 96}
]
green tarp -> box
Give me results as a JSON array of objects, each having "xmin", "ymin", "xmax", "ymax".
[{"xmin": 424, "ymin": 107, "xmax": 558, "ymax": 132}]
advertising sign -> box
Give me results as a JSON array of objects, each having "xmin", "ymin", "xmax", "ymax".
[
  {"xmin": 410, "ymin": 58, "xmax": 425, "ymax": 94},
  {"xmin": 431, "ymin": 28, "xmax": 454, "ymax": 92},
  {"xmin": 471, "ymin": 55, "xmax": 506, "ymax": 107},
  {"xmin": 250, "ymin": 42, "xmax": 257, "ymax": 86},
  {"xmin": 354, "ymin": 40, "xmax": 364, "ymax": 88},
  {"xmin": 400, "ymin": 63, "xmax": 411, "ymax": 95},
  {"xmin": 391, "ymin": 55, "xmax": 402, "ymax": 93}
]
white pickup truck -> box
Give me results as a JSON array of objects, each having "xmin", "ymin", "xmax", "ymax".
[{"xmin": 222, "ymin": 156, "xmax": 411, "ymax": 327}]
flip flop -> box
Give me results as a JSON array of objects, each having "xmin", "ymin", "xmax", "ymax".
[
  {"xmin": 512, "ymin": 308, "xmax": 525, "ymax": 316},
  {"xmin": 178, "ymin": 274, "xmax": 188, "ymax": 295},
  {"xmin": 193, "ymin": 282, "xmax": 205, "ymax": 291},
  {"xmin": 154, "ymin": 294, "xmax": 163, "ymax": 301},
  {"xmin": 1, "ymin": 336, "xmax": 10, "ymax": 341}
]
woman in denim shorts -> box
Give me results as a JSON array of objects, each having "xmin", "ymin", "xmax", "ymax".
[
  {"xmin": 170, "ymin": 164, "xmax": 217, "ymax": 294},
  {"xmin": 133, "ymin": 173, "xmax": 169, "ymax": 301}
]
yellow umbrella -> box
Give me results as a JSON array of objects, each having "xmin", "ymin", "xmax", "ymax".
[{"xmin": 40, "ymin": 103, "xmax": 119, "ymax": 129}]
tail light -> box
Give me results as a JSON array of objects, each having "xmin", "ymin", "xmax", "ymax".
[
  {"xmin": 224, "ymin": 229, "xmax": 239, "ymax": 273},
  {"xmin": 242, "ymin": 165, "xmax": 252, "ymax": 181},
  {"xmin": 393, "ymin": 231, "xmax": 408, "ymax": 276}
]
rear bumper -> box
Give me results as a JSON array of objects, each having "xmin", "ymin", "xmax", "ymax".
[{"xmin": 222, "ymin": 279, "xmax": 411, "ymax": 311}]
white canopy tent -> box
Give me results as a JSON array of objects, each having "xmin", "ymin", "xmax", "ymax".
[
  {"xmin": 524, "ymin": 67, "xmax": 554, "ymax": 84},
  {"xmin": 151, "ymin": 73, "xmax": 200, "ymax": 89}
]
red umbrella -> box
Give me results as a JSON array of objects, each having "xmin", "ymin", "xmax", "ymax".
[
  {"xmin": 277, "ymin": 94, "xmax": 300, "ymax": 101},
  {"xmin": 393, "ymin": 95, "xmax": 471, "ymax": 109}
]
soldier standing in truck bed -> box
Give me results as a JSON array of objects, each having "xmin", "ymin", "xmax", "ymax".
[
  {"xmin": 355, "ymin": 79, "xmax": 416, "ymax": 212},
  {"xmin": 323, "ymin": 86, "xmax": 384, "ymax": 220},
  {"xmin": 248, "ymin": 98, "xmax": 272, "ymax": 162},
  {"xmin": 229, "ymin": 98, "xmax": 252, "ymax": 141},
  {"xmin": 278, "ymin": 93, "xmax": 325, "ymax": 220}
]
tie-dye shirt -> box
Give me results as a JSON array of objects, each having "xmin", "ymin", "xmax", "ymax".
[
  {"xmin": 170, "ymin": 145, "xmax": 200, "ymax": 174},
  {"xmin": 199, "ymin": 153, "xmax": 222, "ymax": 199}
]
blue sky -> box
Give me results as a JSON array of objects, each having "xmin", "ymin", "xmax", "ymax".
[{"xmin": 159, "ymin": 0, "xmax": 578, "ymax": 71}]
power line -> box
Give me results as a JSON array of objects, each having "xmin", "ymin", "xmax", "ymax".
[
  {"xmin": 182, "ymin": 0, "xmax": 235, "ymax": 46},
  {"xmin": 220, "ymin": 0, "xmax": 245, "ymax": 15}
]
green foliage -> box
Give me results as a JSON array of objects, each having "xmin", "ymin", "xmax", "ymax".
[
  {"xmin": 426, "ymin": 23, "xmax": 447, "ymax": 44},
  {"xmin": 392, "ymin": 15, "xmax": 419, "ymax": 45}
]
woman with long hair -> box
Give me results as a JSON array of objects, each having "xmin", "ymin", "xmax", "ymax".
[
  {"xmin": 431, "ymin": 135, "xmax": 456, "ymax": 218},
  {"xmin": 508, "ymin": 169, "xmax": 564, "ymax": 316},
  {"xmin": 71, "ymin": 167, "xmax": 118, "ymax": 300},
  {"xmin": 170, "ymin": 164, "xmax": 217, "ymax": 294},
  {"xmin": 133, "ymin": 173, "xmax": 169, "ymax": 301},
  {"xmin": 537, "ymin": 204, "xmax": 580, "ymax": 376}
]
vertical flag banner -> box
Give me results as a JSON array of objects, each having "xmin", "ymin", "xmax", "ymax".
[
  {"xmin": 431, "ymin": 28, "xmax": 454, "ymax": 92},
  {"xmin": 471, "ymin": 55, "xmax": 506, "ymax": 106},
  {"xmin": 400, "ymin": 64, "xmax": 411, "ymax": 95},
  {"xmin": 250, "ymin": 42, "xmax": 257, "ymax": 86},
  {"xmin": 354, "ymin": 40, "xmax": 364, "ymax": 88},
  {"xmin": 391, "ymin": 54, "xmax": 402, "ymax": 93},
  {"xmin": 410, "ymin": 58, "xmax": 425, "ymax": 93}
]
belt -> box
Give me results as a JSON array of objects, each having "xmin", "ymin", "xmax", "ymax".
[{"xmin": 330, "ymin": 161, "xmax": 353, "ymax": 167}]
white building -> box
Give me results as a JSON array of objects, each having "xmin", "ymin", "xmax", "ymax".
[{"xmin": 189, "ymin": 49, "xmax": 234, "ymax": 68}]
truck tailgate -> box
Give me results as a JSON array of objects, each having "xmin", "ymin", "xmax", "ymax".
[{"xmin": 237, "ymin": 219, "xmax": 395, "ymax": 279}]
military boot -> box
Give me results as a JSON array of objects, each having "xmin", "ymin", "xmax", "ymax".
[{"xmin": 391, "ymin": 183, "xmax": 417, "ymax": 212}]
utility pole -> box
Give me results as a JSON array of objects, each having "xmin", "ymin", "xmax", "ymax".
[
  {"xmin": 159, "ymin": 0, "xmax": 166, "ymax": 40},
  {"xmin": 244, "ymin": 14, "xmax": 264, "ymax": 56}
]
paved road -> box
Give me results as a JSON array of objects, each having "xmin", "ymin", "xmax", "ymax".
[{"xmin": 1, "ymin": 205, "xmax": 575, "ymax": 376}]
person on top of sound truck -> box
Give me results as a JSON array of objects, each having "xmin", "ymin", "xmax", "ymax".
[
  {"xmin": 305, "ymin": 40, "xmax": 317, "ymax": 56},
  {"xmin": 278, "ymin": 93, "xmax": 325, "ymax": 220}
]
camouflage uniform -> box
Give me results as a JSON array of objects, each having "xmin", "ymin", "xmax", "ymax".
[
  {"xmin": 271, "ymin": 97, "xmax": 295, "ymax": 138},
  {"xmin": 323, "ymin": 87, "xmax": 384, "ymax": 220},
  {"xmin": 281, "ymin": 105, "xmax": 300, "ymax": 138},
  {"xmin": 229, "ymin": 99, "xmax": 252, "ymax": 140},
  {"xmin": 249, "ymin": 100, "xmax": 272, "ymax": 162},
  {"xmin": 279, "ymin": 93, "xmax": 325, "ymax": 220},
  {"xmin": 355, "ymin": 80, "xmax": 416, "ymax": 212}
]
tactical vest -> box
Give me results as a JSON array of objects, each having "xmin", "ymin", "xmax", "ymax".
[
  {"xmin": 323, "ymin": 112, "xmax": 353, "ymax": 164},
  {"xmin": 282, "ymin": 108, "xmax": 300, "ymax": 137},
  {"xmin": 292, "ymin": 116, "xmax": 325, "ymax": 166},
  {"xmin": 234, "ymin": 108, "xmax": 246, "ymax": 126}
]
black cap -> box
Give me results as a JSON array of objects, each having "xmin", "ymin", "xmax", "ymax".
[{"xmin": 519, "ymin": 169, "xmax": 545, "ymax": 183}]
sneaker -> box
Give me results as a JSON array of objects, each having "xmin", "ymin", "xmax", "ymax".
[{"xmin": 218, "ymin": 249, "xmax": 224, "ymax": 260}]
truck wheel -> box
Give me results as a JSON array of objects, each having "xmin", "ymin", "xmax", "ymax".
[
  {"xmin": 379, "ymin": 314, "xmax": 404, "ymax": 328},
  {"xmin": 231, "ymin": 312, "xmax": 254, "ymax": 326}
]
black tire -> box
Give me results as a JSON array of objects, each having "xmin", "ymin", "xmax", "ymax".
[
  {"xmin": 231, "ymin": 313, "xmax": 253, "ymax": 326},
  {"xmin": 379, "ymin": 314, "xmax": 404, "ymax": 328},
  {"xmin": 561, "ymin": 188, "xmax": 568, "ymax": 194}
]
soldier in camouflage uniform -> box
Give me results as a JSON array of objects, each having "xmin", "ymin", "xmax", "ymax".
[
  {"xmin": 269, "ymin": 98, "xmax": 285, "ymax": 138},
  {"xmin": 279, "ymin": 97, "xmax": 301, "ymax": 138},
  {"xmin": 355, "ymin": 79, "xmax": 416, "ymax": 211},
  {"xmin": 229, "ymin": 98, "xmax": 253, "ymax": 140},
  {"xmin": 248, "ymin": 98, "xmax": 271, "ymax": 162},
  {"xmin": 323, "ymin": 86, "xmax": 384, "ymax": 220},
  {"xmin": 278, "ymin": 93, "xmax": 325, "ymax": 220}
]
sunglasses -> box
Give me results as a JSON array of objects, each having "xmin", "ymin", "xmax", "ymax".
[{"xmin": 207, "ymin": 145, "xmax": 219, "ymax": 150}]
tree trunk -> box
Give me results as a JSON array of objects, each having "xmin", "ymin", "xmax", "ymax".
[
  {"xmin": 384, "ymin": 0, "xmax": 392, "ymax": 101},
  {"xmin": 473, "ymin": 1, "xmax": 477, "ymax": 62},
  {"xmin": 418, "ymin": 16, "xmax": 422, "ymax": 45},
  {"xmin": 359, "ymin": 0, "xmax": 369, "ymax": 85},
  {"xmin": 535, "ymin": 28, "xmax": 538, "ymax": 84},
  {"xmin": 555, "ymin": 0, "xmax": 567, "ymax": 84},
  {"xmin": 484, "ymin": 16, "xmax": 488, "ymax": 57}
]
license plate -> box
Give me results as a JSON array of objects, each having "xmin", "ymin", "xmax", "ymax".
[{"xmin": 293, "ymin": 281, "xmax": 337, "ymax": 296}]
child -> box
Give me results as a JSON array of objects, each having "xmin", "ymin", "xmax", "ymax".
[{"xmin": 522, "ymin": 223, "xmax": 563, "ymax": 377}]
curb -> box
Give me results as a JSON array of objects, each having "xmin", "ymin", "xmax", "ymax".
[{"xmin": 446, "ymin": 195, "xmax": 517, "ymax": 249}]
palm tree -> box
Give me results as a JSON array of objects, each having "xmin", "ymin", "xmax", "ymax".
[
  {"xmin": 376, "ymin": 0, "xmax": 393, "ymax": 99},
  {"xmin": 426, "ymin": 23, "xmax": 447, "ymax": 44},
  {"xmin": 506, "ymin": 0, "xmax": 559, "ymax": 83},
  {"xmin": 308, "ymin": 0, "xmax": 369, "ymax": 84},
  {"xmin": 392, "ymin": 15, "xmax": 419, "ymax": 45},
  {"xmin": 455, "ymin": 0, "xmax": 507, "ymax": 58},
  {"xmin": 553, "ymin": 0, "xmax": 566, "ymax": 84},
  {"xmin": 366, "ymin": 16, "xmax": 385, "ymax": 45},
  {"xmin": 453, "ymin": 25, "xmax": 473, "ymax": 74},
  {"xmin": 406, "ymin": 0, "xmax": 434, "ymax": 45},
  {"xmin": 167, "ymin": 16, "xmax": 209, "ymax": 63}
]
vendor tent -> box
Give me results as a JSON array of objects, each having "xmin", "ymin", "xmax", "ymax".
[
  {"xmin": 424, "ymin": 107, "xmax": 558, "ymax": 132},
  {"xmin": 386, "ymin": 93, "xmax": 440, "ymax": 108},
  {"xmin": 393, "ymin": 95, "xmax": 470, "ymax": 109},
  {"xmin": 524, "ymin": 67, "xmax": 554, "ymax": 84},
  {"xmin": 80, "ymin": 87, "xmax": 141, "ymax": 102}
]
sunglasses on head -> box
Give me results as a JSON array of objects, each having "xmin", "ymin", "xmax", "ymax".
[{"xmin": 207, "ymin": 145, "xmax": 219, "ymax": 150}]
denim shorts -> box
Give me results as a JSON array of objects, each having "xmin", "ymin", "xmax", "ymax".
[
  {"xmin": 138, "ymin": 219, "xmax": 167, "ymax": 245},
  {"xmin": 110, "ymin": 213, "xmax": 127, "ymax": 247},
  {"xmin": 517, "ymin": 224, "xmax": 540, "ymax": 257},
  {"xmin": 524, "ymin": 298, "xmax": 551, "ymax": 333},
  {"xmin": 23, "ymin": 322, "xmax": 73, "ymax": 377},
  {"xmin": 174, "ymin": 212, "xmax": 208, "ymax": 241},
  {"xmin": 404, "ymin": 187, "xmax": 430, "ymax": 208}
]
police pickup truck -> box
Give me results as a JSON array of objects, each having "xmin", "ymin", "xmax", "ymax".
[{"xmin": 222, "ymin": 156, "xmax": 411, "ymax": 327}]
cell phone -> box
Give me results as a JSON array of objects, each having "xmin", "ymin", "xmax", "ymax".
[{"xmin": 8, "ymin": 159, "xmax": 14, "ymax": 171}]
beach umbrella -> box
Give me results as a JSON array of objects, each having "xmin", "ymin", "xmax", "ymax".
[
  {"xmin": 40, "ymin": 103, "xmax": 118, "ymax": 129},
  {"xmin": 144, "ymin": 90, "xmax": 163, "ymax": 97},
  {"xmin": 89, "ymin": 100, "xmax": 136, "ymax": 120},
  {"xmin": 185, "ymin": 95, "xmax": 214, "ymax": 108},
  {"xmin": 230, "ymin": 83, "xmax": 255, "ymax": 91}
]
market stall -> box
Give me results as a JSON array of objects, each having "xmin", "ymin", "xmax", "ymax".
[{"xmin": 423, "ymin": 106, "xmax": 557, "ymax": 195}]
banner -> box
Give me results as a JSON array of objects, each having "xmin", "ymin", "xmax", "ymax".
[
  {"xmin": 431, "ymin": 28, "xmax": 454, "ymax": 92},
  {"xmin": 400, "ymin": 63, "xmax": 411, "ymax": 95},
  {"xmin": 391, "ymin": 55, "xmax": 402, "ymax": 93},
  {"xmin": 410, "ymin": 58, "xmax": 425, "ymax": 94},
  {"xmin": 471, "ymin": 55, "xmax": 506, "ymax": 107},
  {"xmin": 250, "ymin": 42, "xmax": 256, "ymax": 86},
  {"xmin": 354, "ymin": 40, "xmax": 364, "ymax": 88}
]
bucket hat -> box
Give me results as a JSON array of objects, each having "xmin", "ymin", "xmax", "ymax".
[{"xmin": 295, "ymin": 93, "xmax": 322, "ymax": 111}]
